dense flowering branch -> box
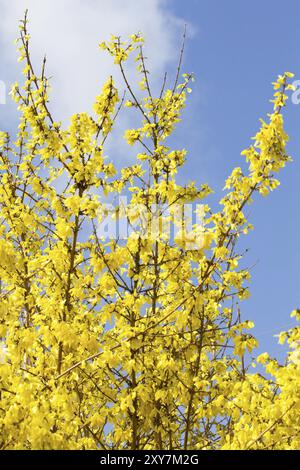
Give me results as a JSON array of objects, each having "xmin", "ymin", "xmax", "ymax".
[{"xmin": 0, "ymin": 14, "xmax": 299, "ymax": 450}]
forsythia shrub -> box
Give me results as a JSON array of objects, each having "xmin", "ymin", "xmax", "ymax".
[{"xmin": 0, "ymin": 13, "xmax": 299, "ymax": 450}]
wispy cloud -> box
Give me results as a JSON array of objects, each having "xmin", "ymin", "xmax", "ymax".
[{"xmin": 0, "ymin": 0, "xmax": 188, "ymax": 124}]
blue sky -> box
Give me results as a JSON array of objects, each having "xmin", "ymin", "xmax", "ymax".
[
  {"xmin": 0, "ymin": 0, "xmax": 299, "ymax": 359},
  {"xmin": 173, "ymin": 0, "xmax": 300, "ymax": 358}
]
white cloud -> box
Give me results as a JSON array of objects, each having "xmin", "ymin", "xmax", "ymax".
[{"xmin": 0, "ymin": 0, "xmax": 188, "ymax": 123}]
